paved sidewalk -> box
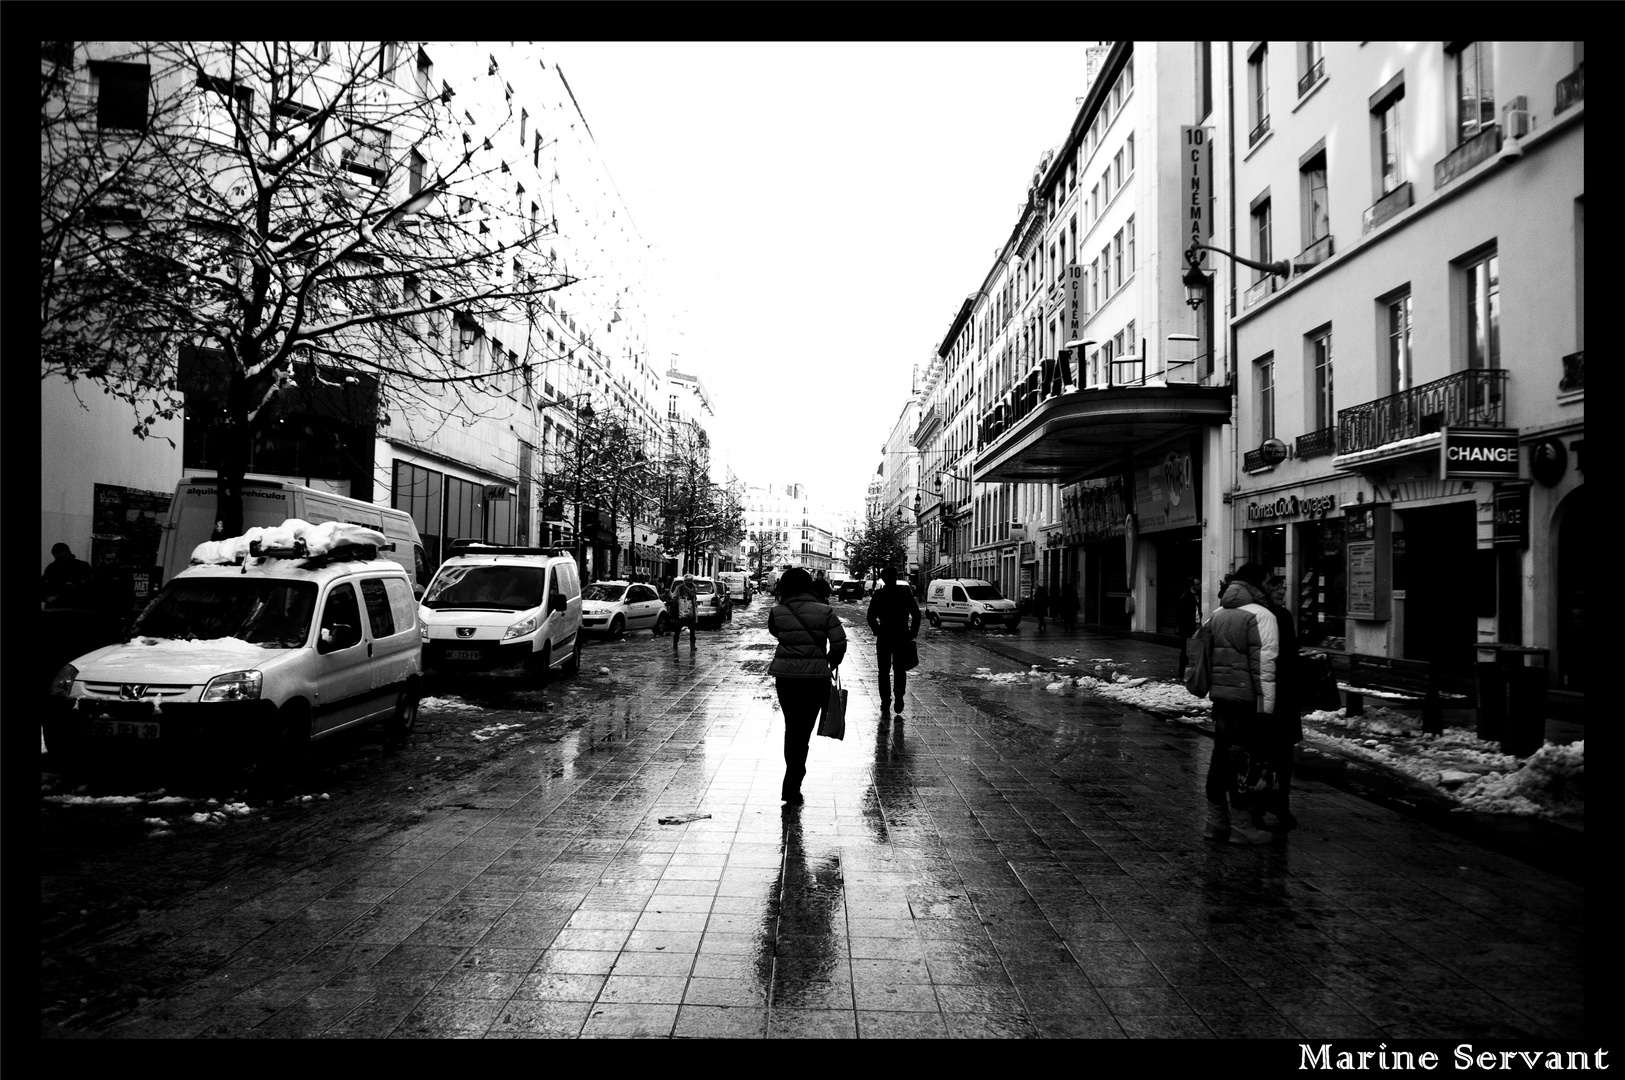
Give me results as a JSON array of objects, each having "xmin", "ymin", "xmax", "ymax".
[{"xmin": 67, "ymin": 605, "xmax": 1585, "ymax": 1039}]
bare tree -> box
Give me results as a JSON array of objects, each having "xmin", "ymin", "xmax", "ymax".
[
  {"xmin": 42, "ymin": 41, "xmax": 576, "ymax": 537},
  {"xmin": 844, "ymin": 513, "xmax": 914, "ymax": 586}
]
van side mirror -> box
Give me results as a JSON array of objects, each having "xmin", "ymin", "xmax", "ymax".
[
  {"xmin": 319, "ymin": 622, "xmax": 361, "ymax": 653},
  {"xmin": 548, "ymin": 594, "xmax": 568, "ymax": 614}
]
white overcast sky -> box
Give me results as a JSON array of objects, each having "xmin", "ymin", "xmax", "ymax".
[{"xmin": 548, "ymin": 41, "xmax": 1097, "ymax": 519}]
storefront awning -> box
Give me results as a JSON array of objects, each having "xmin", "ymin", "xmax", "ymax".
[{"xmin": 975, "ymin": 385, "xmax": 1232, "ymax": 485}]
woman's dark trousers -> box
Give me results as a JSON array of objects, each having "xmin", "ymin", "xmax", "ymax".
[{"xmin": 775, "ymin": 677, "xmax": 829, "ymax": 800}]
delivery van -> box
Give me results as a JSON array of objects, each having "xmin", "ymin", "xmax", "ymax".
[
  {"xmin": 158, "ymin": 477, "xmax": 427, "ymax": 595},
  {"xmin": 924, "ymin": 578, "xmax": 1021, "ymax": 631}
]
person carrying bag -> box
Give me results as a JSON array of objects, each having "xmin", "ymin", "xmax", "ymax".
[
  {"xmin": 865, "ymin": 566, "xmax": 920, "ymax": 716},
  {"xmin": 767, "ymin": 567, "xmax": 847, "ymax": 806}
]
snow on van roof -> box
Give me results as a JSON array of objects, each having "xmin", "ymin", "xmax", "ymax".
[{"xmin": 190, "ymin": 519, "xmax": 388, "ymax": 566}]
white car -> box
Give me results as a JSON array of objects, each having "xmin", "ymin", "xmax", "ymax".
[{"xmin": 581, "ymin": 580, "xmax": 668, "ymax": 637}]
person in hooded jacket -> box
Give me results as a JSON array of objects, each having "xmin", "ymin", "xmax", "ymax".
[
  {"xmin": 767, "ymin": 567, "xmax": 847, "ymax": 806},
  {"xmin": 1203, "ymin": 561, "xmax": 1279, "ymax": 845}
]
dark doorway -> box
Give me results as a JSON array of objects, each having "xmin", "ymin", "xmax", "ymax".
[
  {"xmin": 1556, "ymin": 487, "xmax": 1584, "ymax": 690},
  {"xmin": 1154, "ymin": 532, "xmax": 1202, "ymax": 634},
  {"xmin": 1396, "ymin": 501, "xmax": 1476, "ymax": 674},
  {"xmin": 1084, "ymin": 539, "xmax": 1128, "ymax": 628}
]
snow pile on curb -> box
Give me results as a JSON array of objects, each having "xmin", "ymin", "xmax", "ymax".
[{"xmin": 420, "ymin": 696, "xmax": 483, "ymax": 712}]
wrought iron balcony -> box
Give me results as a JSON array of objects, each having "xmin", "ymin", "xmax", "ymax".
[
  {"xmin": 1434, "ymin": 125, "xmax": 1501, "ymax": 189},
  {"xmin": 1243, "ymin": 447, "xmax": 1274, "ymax": 473},
  {"xmin": 1556, "ymin": 61, "xmax": 1585, "ymax": 114},
  {"xmin": 1296, "ymin": 427, "xmax": 1336, "ymax": 459},
  {"xmin": 1297, "ymin": 57, "xmax": 1326, "ymax": 98},
  {"xmin": 1362, "ymin": 181, "xmax": 1413, "ymax": 233},
  {"xmin": 1336, "ymin": 369, "xmax": 1509, "ymax": 458},
  {"xmin": 1560, "ymin": 350, "xmax": 1584, "ymax": 393},
  {"xmin": 1297, "ymin": 234, "xmax": 1334, "ymax": 270},
  {"xmin": 1248, "ymin": 114, "xmax": 1271, "ymax": 147}
]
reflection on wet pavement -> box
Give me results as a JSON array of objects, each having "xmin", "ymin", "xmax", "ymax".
[{"xmin": 43, "ymin": 600, "xmax": 1585, "ymax": 1040}]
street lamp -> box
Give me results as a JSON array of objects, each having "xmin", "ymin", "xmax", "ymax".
[{"xmin": 1182, "ymin": 243, "xmax": 1293, "ymax": 310}]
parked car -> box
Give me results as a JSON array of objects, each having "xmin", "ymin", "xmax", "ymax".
[
  {"xmin": 689, "ymin": 577, "xmax": 729, "ymax": 629},
  {"xmin": 44, "ymin": 521, "xmax": 423, "ymax": 779},
  {"xmin": 924, "ymin": 577, "xmax": 1021, "ymax": 631},
  {"xmin": 836, "ymin": 579, "xmax": 866, "ymax": 602},
  {"xmin": 581, "ymin": 580, "xmax": 668, "ymax": 637},
  {"xmin": 716, "ymin": 571, "xmax": 753, "ymax": 605},
  {"xmin": 418, "ymin": 543, "xmax": 583, "ymax": 682}
]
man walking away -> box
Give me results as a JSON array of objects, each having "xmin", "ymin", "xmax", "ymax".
[
  {"xmin": 1030, "ymin": 582, "xmax": 1048, "ymax": 632},
  {"xmin": 866, "ymin": 566, "xmax": 920, "ymax": 716},
  {"xmin": 1202, "ymin": 562, "xmax": 1278, "ymax": 845}
]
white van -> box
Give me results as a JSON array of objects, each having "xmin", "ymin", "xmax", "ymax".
[
  {"xmin": 418, "ymin": 543, "xmax": 583, "ymax": 682},
  {"xmin": 158, "ymin": 477, "xmax": 427, "ymax": 594},
  {"xmin": 924, "ymin": 578, "xmax": 1021, "ymax": 631},
  {"xmin": 716, "ymin": 571, "xmax": 753, "ymax": 605},
  {"xmin": 46, "ymin": 521, "xmax": 424, "ymax": 778}
]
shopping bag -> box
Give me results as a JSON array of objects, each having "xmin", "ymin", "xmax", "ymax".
[
  {"xmin": 817, "ymin": 670, "xmax": 847, "ymax": 740},
  {"xmin": 895, "ymin": 638, "xmax": 919, "ymax": 672},
  {"xmin": 677, "ymin": 596, "xmax": 695, "ymax": 622},
  {"xmin": 1183, "ymin": 621, "xmax": 1213, "ymax": 698}
]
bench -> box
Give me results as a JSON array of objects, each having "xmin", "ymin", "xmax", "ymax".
[{"xmin": 1315, "ymin": 651, "xmax": 1476, "ymax": 733}]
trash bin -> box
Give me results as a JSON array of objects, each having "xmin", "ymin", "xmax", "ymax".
[
  {"xmin": 1474, "ymin": 644, "xmax": 1509, "ymax": 744},
  {"xmin": 1500, "ymin": 647, "xmax": 1549, "ymax": 758}
]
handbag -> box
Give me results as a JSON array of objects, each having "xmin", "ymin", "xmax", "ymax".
[
  {"xmin": 895, "ymin": 637, "xmax": 919, "ymax": 672},
  {"xmin": 1183, "ymin": 620, "xmax": 1213, "ymax": 698},
  {"xmin": 677, "ymin": 596, "xmax": 695, "ymax": 622},
  {"xmin": 817, "ymin": 669, "xmax": 847, "ymax": 740}
]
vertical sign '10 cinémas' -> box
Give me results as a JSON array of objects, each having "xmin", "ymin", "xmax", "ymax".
[{"xmin": 1182, "ymin": 127, "xmax": 1212, "ymax": 261}]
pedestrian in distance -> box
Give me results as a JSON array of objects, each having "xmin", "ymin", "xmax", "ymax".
[
  {"xmin": 1202, "ymin": 561, "xmax": 1279, "ymax": 845},
  {"xmin": 42, "ymin": 542, "xmax": 94, "ymax": 610},
  {"xmin": 1176, "ymin": 575, "xmax": 1202, "ymax": 677},
  {"xmin": 767, "ymin": 567, "xmax": 847, "ymax": 806},
  {"xmin": 1060, "ymin": 580, "xmax": 1079, "ymax": 632},
  {"xmin": 866, "ymin": 565, "xmax": 920, "ymax": 717},
  {"xmin": 671, "ymin": 573, "xmax": 699, "ymax": 653},
  {"xmin": 812, "ymin": 569, "xmax": 832, "ymax": 602},
  {"xmin": 1252, "ymin": 575, "xmax": 1304, "ymax": 831},
  {"xmin": 1030, "ymin": 582, "xmax": 1048, "ymax": 632}
]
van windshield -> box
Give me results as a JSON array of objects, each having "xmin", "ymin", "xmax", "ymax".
[
  {"xmin": 132, "ymin": 579, "xmax": 318, "ymax": 648},
  {"xmin": 423, "ymin": 565, "xmax": 547, "ymax": 610},
  {"xmin": 964, "ymin": 585, "xmax": 1005, "ymax": 601}
]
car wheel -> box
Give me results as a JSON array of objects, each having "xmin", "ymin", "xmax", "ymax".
[
  {"xmin": 654, "ymin": 612, "xmax": 669, "ymax": 637},
  {"xmin": 526, "ymin": 643, "xmax": 552, "ymax": 685},
  {"xmin": 927, "ymin": 611, "xmax": 941, "ymax": 629},
  {"xmin": 609, "ymin": 615, "xmax": 625, "ymax": 639},
  {"xmin": 970, "ymin": 613, "xmax": 984, "ymax": 631},
  {"xmin": 562, "ymin": 633, "xmax": 582, "ymax": 677},
  {"xmin": 386, "ymin": 683, "xmax": 420, "ymax": 745}
]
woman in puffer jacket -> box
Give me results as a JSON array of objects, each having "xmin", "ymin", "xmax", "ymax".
[
  {"xmin": 767, "ymin": 567, "xmax": 847, "ymax": 806},
  {"xmin": 1203, "ymin": 562, "xmax": 1279, "ymax": 845}
]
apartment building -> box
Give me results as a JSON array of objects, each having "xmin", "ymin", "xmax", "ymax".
[
  {"xmin": 1225, "ymin": 41, "xmax": 1584, "ymax": 689},
  {"xmin": 41, "ymin": 41, "xmax": 659, "ymax": 591}
]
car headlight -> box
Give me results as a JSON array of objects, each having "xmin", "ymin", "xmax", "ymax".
[
  {"xmin": 50, "ymin": 664, "xmax": 78, "ymax": 697},
  {"xmin": 202, "ymin": 669, "xmax": 263, "ymax": 702},
  {"xmin": 503, "ymin": 613, "xmax": 539, "ymax": 640},
  {"xmin": 420, "ymin": 622, "xmax": 430, "ymax": 643}
]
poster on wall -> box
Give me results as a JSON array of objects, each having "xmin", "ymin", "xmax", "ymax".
[
  {"xmin": 1133, "ymin": 451, "xmax": 1199, "ymax": 532},
  {"xmin": 91, "ymin": 483, "xmax": 173, "ymax": 612}
]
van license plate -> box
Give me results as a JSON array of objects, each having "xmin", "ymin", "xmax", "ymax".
[
  {"xmin": 445, "ymin": 649, "xmax": 482, "ymax": 661},
  {"xmin": 92, "ymin": 720, "xmax": 160, "ymax": 740}
]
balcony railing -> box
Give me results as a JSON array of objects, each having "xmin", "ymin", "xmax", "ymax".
[
  {"xmin": 1560, "ymin": 350, "xmax": 1584, "ymax": 393},
  {"xmin": 1336, "ymin": 369, "xmax": 1509, "ymax": 458},
  {"xmin": 1243, "ymin": 447, "xmax": 1274, "ymax": 473},
  {"xmin": 1297, "ymin": 57, "xmax": 1325, "ymax": 97},
  {"xmin": 1297, "ymin": 233, "xmax": 1334, "ymax": 269},
  {"xmin": 1296, "ymin": 427, "xmax": 1336, "ymax": 459},
  {"xmin": 1434, "ymin": 124, "xmax": 1501, "ymax": 188},
  {"xmin": 1362, "ymin": 181, "xmax": 1413, "ymax": 233},
  {"xmin": 1556, "ymin": 61, "xmax": 1585, "ymax": 114},
  {"xmin": 1249, "ymin": 114, "xmax": 1271, "ymax": 147}
]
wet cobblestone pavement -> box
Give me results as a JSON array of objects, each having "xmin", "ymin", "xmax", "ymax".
[{"xmin": 40, "ymin": 601, "xmax": 1587, "ymax": 1039}]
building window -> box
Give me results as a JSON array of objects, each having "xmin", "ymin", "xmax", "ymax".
[
  {"xmin": 1125, "ymin": 132, "xmax": 1134, "ymax": 176},
  {"xmin": 520, "ymin": 107, "xmax": 528, "ymax": 148},
  {"xmin": 1385, "ymin": 290, "xmax": 1413, "ymax": 395},
  {"xmin": 342, "ymin": 123, "xmax": 390, "ymax": 184},
  {"xmin": 1113, "ymin": 148, "xmax": 1124, "ymax": 191},
  {"xmin": 415, "ymin": 47, "xmax": 433, "ymax": 95},
  {"xmin": 1091, "ymin": 183, "xmax": 1100, "ymax": 222},
  {"xmin": 89, "ymin": 60, "xmax": 150, "ymax": 132},
  {"xmin": 1248, "ymin": 44, "xmax": 1270, "ymax": 140},
  {"xmin": 1301, "ymin": 151, "xmax": 1329, "ymax": 247},
  {"xmin": 1195, "ymin": 42, "xmax": 1213, "ymax": 121},
  {"xmin": 1090, "ymin": 258, "xmax": 1100, "ymax": 310},
  {"xmin": 1310, "ymin": 328, "xmax": 1334, "ymax": 431},
  {"xmin": 1251, "ymin": 197, "xmax": 1273, "ymax": 282},
  {"xmin": 1125, "ymin": 216, "xmax": 1135, "ymax": 271},
  {"xmin": 1298, "ymin": 41, "xmax": 1324, "ymax": 96},
  {"xmin": 1449, "ymin": 42, "xmax": 1495, "ymax": 145},
  {"xmin": 1256, "ymin": 353, "xmax": 1275, "ymax": 441},
  {"xmin": 534, "ymin": 131, "xmax": 543, "ymax": 170},
  {"xmin": 1463, "ymin": 249, "xmax": 1500, "ymax": 369},
  {"xmin": 1101, "ymin": 245, "xmax": 1112, "ymax": 295},
  {"xmin": 1373, "ymin": 86, "xmax": 1404, "ymax": 194},
  {"xmin": 377, "ymin": 42, "xmax": 399, "ymax": 80},
  {"xmin": 409, "ymin": 149, "xmax": 426, "ymax": 195}
]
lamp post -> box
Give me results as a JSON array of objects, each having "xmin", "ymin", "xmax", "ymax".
[{"xmin": 1182, "ymin": 242, "xmax": 1294, "ymax": 310}]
